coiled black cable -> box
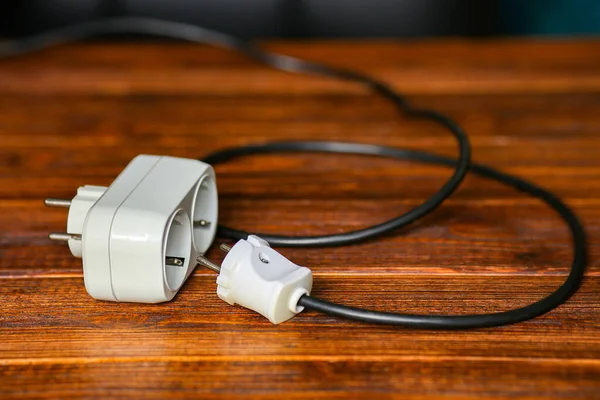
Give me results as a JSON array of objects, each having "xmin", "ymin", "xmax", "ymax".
[
  {"xmin": 0, "ymin": 17, "xmax": 587, "ymax": 328},
  {"xmin": 203, "ymin": 142, "xmax": 587, "ymax": 328}
]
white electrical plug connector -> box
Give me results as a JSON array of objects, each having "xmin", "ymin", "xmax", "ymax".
[
  {"xmin": 197, "ymin": 235, "xmax": 313, "ymax": 324},
  {"xmin": 46, "ymin": 155, "xmax": 218, "ymax": 303}
]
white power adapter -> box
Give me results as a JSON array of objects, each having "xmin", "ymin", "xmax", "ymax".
[{"xmin": 46, "ymin": 155, "xmax": 218, "ymax": 303}]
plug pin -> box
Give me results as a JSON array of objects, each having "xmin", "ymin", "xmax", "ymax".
[
  {"xmin": 49, "ymin": 232, "xmax": 81, "ymax": 241},
  {"xmin": 44, "ymin": 198, "xmax": 72, "ymax": 208},
  {"xmin": 196, "ymin": 255, "xmax": 221, "ymax": 273},
  {"xmin": 165, "ymin": 257, "xmax": 185, "ymax": 267},
  {"xmin": 194, "ymin": 219, "xmax": 211, "ymax": 228},
  {"xmin": 220, "ymin": 243, "xmax": 232, "ymax": 253}
]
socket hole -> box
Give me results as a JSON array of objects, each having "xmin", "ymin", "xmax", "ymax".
[
  {"xmin": 192, "ymin": 175, "xmax": 218, "ymax": 253},
  {"xmin": 258, "ymin": 252, "xmax": 270, "ymax": 264},
  {"xmin": 164, "ymin": 209, "xmax": 192, "ymax": 291}
]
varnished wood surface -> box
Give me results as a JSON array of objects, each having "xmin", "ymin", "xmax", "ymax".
[{"xmin": 1, "ymin": 39, "xmax": 599, "ymax": 398}]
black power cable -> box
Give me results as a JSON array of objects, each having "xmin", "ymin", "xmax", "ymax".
[
  {"xmin": 204, "ymin": 142, "xmax": 586, "ymax": 328},
  {"xmin": 0, "ymin": 17, "xmax": 587, "ymax": 328}
]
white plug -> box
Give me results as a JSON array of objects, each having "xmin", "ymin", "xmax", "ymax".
[
  {"xmin": 46, "ymin": 155, "xmax": 218, "ymax": 303},
  {"xmin": 198, "ymin": 235, "xmax": 313, "ymax": 324}
]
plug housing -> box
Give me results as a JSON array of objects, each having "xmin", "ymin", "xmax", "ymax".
[
  {"xmin": 216, "ymin": 235, "xmax": 312, "ymax": 324},
  {"xmin": 49, "ymin": 155, "xmax": 218, "ymax": 303}
]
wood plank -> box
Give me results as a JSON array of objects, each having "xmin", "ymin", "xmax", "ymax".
[
  {"xmin": 1, "ymin": 199, "xmax": 598, "ymax": 276},
  {"xmin": 2, "ymin": 154, "xmax": 600, "ymax": 199},
  {"xmin": 1, "ymin": 130, "xmax": 599, "ymax": 165},
  {"xmin": 0, "ymin": 276, "xmax": 599, "ymax": 361},
  {"xmin": 1, "ymin": 41, "xmax": 600, "ymax": 96},
  {"xmin": 3, "ymin": 144, "xmax": 600, "ymax": 172},
  {"xmin": 2, "ymin": 67, "xmax": 600, "ymax": 96},
  {"xmin": 3, "ymin": 40, "xmax": 600, "ymax": 69},
  {"xmin": 1, "ymin": 93, "xmax": 599, "ymax": 130},
  {"xmin": 1, "ymin": 359, "xmax": 599, "ymax": 399}
]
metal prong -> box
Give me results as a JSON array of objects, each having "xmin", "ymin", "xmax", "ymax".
[
  {"xmin": 44, "ymin": 198, "xmax": 72, "ymax": 208},
  {"xmin": 194, "ymin": 220, "xmax": 211, "ymax": 228},
  {"xmin": 49, "ymin": 232, "xmax": 81, "ymax": 241},
  {"xmin": 196, "ymin": 255, "xmax": 221, "ymax": 273},
  {"xmin": 220, "ymin": 243, "xmax": 232, "ymax": 253},
  {"xmin": 165, "ymin": 257, "xmax": 185, "ymax": 267}
]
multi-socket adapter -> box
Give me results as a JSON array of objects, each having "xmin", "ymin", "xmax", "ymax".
[{"xmin": 46, "ymin": 155, "xmax": 218, "ymax": 303}]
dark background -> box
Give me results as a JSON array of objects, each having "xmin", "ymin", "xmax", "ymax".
[{"xmin": 1, "ymin": 0, "xmax": 599, "ymax": 38}]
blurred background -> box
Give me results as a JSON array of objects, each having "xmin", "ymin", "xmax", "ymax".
[{"xmin": 1, "ymin": 0, "xmax": 599, "ymax": 38}]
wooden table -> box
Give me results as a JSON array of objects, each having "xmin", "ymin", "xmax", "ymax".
[{"xmin": 1, "ymin": 39, "xmax": 599, "ymax": 398}]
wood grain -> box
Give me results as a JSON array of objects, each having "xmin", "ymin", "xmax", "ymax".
[
  {"xmin": 3, "ymin": 359, "xmax": 599, "ymax": 400},
  {"xmin": 0, "ymin": 39, "xmax": 599, "ymax": 398},
  {"xmin": 2, "ymin": 276, "xmax": 600, "ymax": 359}
]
